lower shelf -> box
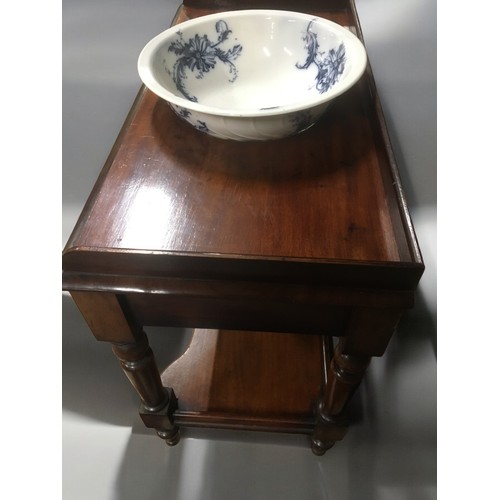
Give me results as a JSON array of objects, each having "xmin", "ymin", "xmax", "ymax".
[{"xmin": 160, "ymin": 328, "xmax": 328, "ymax": 434}]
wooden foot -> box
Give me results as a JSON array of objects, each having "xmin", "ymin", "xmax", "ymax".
[
  {"xmin": 157, "ymin": 428, "xmax": 181, "ymax": 446},
  {"xmin": 311, "ymin": 435, "xmax": 337, "ymax": 456}
]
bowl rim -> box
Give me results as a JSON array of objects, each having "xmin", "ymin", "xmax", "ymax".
[{"xmin": 137, "ymin": 9, "xmax": 367, "ymax": 118}]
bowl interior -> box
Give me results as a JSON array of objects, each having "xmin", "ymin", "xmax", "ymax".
[{"xmin": 146, "ymin": 12, "xmax": 364, "ymax": 113}]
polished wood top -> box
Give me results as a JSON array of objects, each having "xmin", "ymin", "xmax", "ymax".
[{"xmin": 63, "ymin": 4, "xmax": 423, "ymax": 292}]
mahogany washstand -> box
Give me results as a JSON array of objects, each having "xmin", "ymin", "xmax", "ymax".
[{"xmin": 62, "ymin": 0, "xmax": 424, "ymax": 455}]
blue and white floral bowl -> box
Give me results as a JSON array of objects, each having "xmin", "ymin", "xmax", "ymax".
[{"xmin": 138, "ymin": 10, "xmax": 367, "ymax": 141}]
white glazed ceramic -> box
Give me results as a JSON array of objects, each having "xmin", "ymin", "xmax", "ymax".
[{"xmin": 138, "ymin": 10, "xmax": 367, "ymax": 141}]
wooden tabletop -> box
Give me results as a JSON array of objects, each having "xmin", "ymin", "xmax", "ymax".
[{"xmin": 63, "ymin": 1, "xmax": 423, "ymax": 293}]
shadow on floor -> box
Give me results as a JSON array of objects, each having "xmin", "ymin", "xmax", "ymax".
[
  {"xmin": 110, "ymin": 295, "xmax": 436, "ymax": 500},
  {"xmin": 63, "ymin": 286, "xmax": 436, "ymax": 499}
]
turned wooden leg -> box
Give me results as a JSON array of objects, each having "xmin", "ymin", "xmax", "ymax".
[
  {"xmin": 311, "ymin": 306, "xmax": 403, "ymax": 455},
  {"xmin": 311, "ymin": 338, "xmax": 370, "ymax": 455},
  {"xmin": 70, "ymin": 291, "xmax": 179, "ymax": 445},
  {"xmin": 112, "ymin": 334, "xmax": 180, "ymax": 445},
  {"xmin": 112, "ymin": 333, "xmax": 168, "ymax": 412}
]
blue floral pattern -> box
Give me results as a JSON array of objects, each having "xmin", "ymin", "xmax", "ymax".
[
  {"xmin": 172, "ymin": 105, "xmax": 211, "ymax": 133},
  {"xmin": 296, "ymin": 20, "xmax": 346, "ymax": 94},
  {"xmin": 166, "ymin": 20, "xmax": 243, "ymax": 102}
]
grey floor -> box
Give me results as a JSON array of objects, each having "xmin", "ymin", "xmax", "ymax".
[{"xmin": 62, "ymin": 0, "xmax": 437, "ymax": 498}]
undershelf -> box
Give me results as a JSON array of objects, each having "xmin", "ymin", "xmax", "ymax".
[{"xmin": 160, "ymin": 329, "xmax": 329, "ymax": 433}]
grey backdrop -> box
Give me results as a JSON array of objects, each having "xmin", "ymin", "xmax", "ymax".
[{"xmin": 63, "ymin": 1, "xmax": 436, "ymax": 498}]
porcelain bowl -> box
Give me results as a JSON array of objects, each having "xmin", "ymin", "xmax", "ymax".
[{"xmin": 138, "ymin": 10, "xmax": 367, "ymax": 141}]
